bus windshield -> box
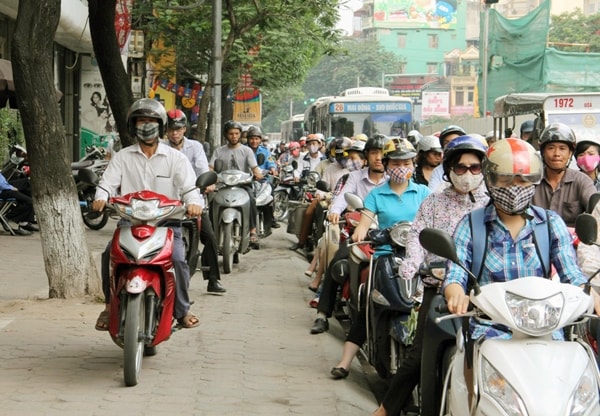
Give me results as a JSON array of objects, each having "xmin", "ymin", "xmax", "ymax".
[{"xmin": 330, "ymin": 112, "xmax": 412, "ymax": 138}]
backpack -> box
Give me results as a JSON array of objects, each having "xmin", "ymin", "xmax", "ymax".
[{"xmin": 469, "ymin": 205, "xmax": 551, "ymax": 281}]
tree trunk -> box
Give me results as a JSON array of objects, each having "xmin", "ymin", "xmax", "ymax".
[
  {"xmin": 12, "ymin": 0, "xmax": 101, "ymax": 299},
  {"xmin": 88, "ymin": 0, "xmax": 134, "ymax": 147}
]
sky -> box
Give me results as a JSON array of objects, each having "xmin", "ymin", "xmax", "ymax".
[{"xmin": 337, "ymin": 0, "xmax": 362, "ymax": 35}]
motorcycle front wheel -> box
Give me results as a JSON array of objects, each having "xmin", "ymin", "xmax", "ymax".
[
  {"xmin": 221, "ymin": 222, "xmax": 234, "ymax": 274},
  {"xmin": 82, "ymin": 210, "xmax": 109, "ymax": 230},
  {"xmin": 124, "ymin": 293, "xmax": 145, "ymax": 387},
  {"xmin": 273, "ymin": 191, "xmax": 289, "ymax": 221}
]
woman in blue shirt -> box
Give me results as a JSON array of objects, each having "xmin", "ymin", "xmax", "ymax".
[{"xmin": 329, "ymin": 138, "xmax": 431, "ymax": 379}]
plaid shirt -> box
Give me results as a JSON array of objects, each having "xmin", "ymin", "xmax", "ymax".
[{"xmin": 443, "ymin": 204, "xmax": 586, "ymax": 340}]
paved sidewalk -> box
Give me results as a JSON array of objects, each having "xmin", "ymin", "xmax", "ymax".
[{"xmin": 0, "ymin": 222, "xmax": 377, "ymax": 415}]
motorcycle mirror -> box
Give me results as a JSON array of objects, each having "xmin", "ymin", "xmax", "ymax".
[
  {"xmin": 76, "ymin": 168, "xmax": 99, "ymax": 185},
  {"xmin": 589, "ymin": 193, "xmax": 600, "ymax": 213},
  {"xmin": 344, "ymin": 193, "xmax": 364, "ymax": 210},
  {"xmin": 214, "ymin": 159, "xmax": 225, "ymax": 173},
  {"xmin": 576, "ymin": 213, "xmax": 598, "ymax": 245},
  {"xmin": 316, "ymin": 180, "xmax": 330, "ymax": 193},
  {"xmin": 196, "ymin": 171, "xmax": 218, "ymax": 189},
  {"xmin": 419, "ymin": 228, "xmax": 481, "ymax": 296},
  {"xmin": 292, "ymin": 160, "xmax": 298, "ymax": 169},
  {"xmin": 257, "ymin": 153, "xmax": 265, "ymax": 166}
]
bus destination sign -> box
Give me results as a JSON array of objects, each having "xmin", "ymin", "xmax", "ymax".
[{"xmin": 330, "ymin": 102, "xmax": 412, "ymax": 113}]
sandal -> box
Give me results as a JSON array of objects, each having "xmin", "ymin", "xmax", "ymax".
[
  {"xmin": 177, "ymin": 313, "xmax": 200, "ymax": 328},
  {"xmin": 249, "ymin": 232, "xmax": 259, "ymax": 244},
  {"xmin": 95, "ymin": 310, "xmax": 110, "ymax": 331}
]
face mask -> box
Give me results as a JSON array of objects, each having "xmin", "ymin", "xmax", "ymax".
[
  {"xmin": 387, "ymin": 166, "xmax": 414, "ymax": 184},
  {"xmin": 345, "ymin": 158, "xmax": 363, "ymax": 172},
  {"xmin": 135, "ymin": 122, "xmax": 160, "ymax": 142},
  {"xmin": 309, "ymin": 144, "xmax": 320, "ymax": 154},
  {"xmin": 489, "ymin": 184, "xmax": 536, "ymax": 215},
  {"xmin": 577, "ymin": 154, "xmax": 600, "ymax": 173},
  {"xmin": 449, "ymin": 171, "xmax": 483, "ymax": 194}
]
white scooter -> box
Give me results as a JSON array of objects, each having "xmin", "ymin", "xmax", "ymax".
[{"xmin": 419, "ymin": 224, "xmax": 600, "ymax": 416}]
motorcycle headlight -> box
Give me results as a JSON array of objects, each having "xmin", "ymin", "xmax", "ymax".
[
  {"xmin": 126, "ymin": 198, "xmax": 175, "ymax": 221},
  {"xmin": 505, "ymin": 291, "xmax": 563, "ymax": 336},
  {"xmin": 220, "ymin": 172, "xmax": 244, "ymax": 186},
  {"xmin": 306, "ymin": 171, "xmax": 320, "ymax": 188},
  {"xmin": 389, "ymin": 222, "xmax": 411, "ymax": 247},
  {"xmin": 568, "ymin": 361, "xmax": 600, "ymax": 416},
  {"xmin": 481, "ymin": 357, "xmax": 527, "ymax": 416}
]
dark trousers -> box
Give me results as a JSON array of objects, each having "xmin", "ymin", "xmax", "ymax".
[
  {"xmin": 199, "ymin": 211, "xmax": 220, "ymax": 281},
  {"xmin": 316, "ymin": 241, "xmax": 349, "ymax": 317},
  {"xmin": 0, "ymin": 177, "xmax": 34, "ymax": 224},
  {"xmin": 381, "ymin": 287, "xmax": 437, "ymax": 416}
]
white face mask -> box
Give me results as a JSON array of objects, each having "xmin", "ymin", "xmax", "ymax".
[
  {"xmin": 449, "ymin": 171, "xmax": 483, "ymax": 194},
  {"xmin": 309, "ymin": 144, "xmax": 320, "ymax": 154}
]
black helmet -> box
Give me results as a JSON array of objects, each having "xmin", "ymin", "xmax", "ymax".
[
  {"xmin": 364, "ymin": 134, "xmax": 388, "ymax": 152},
  {"xmin": 247, "ymin": 125, "xmax": 263, "ymax": 138},
  {"xmin": 539, "ymin": 122, "xmax": 576, "ymax": 152},
  {"xmin": 223, "ymin": 120, "xmax": 243, "ymax": 136},
  {"xmin": 127, "ymin": 98, "xmax": 167, "ymax": 138},
  {"xmin": 439, "ymin": 125, "xmax": 466, "ymax": 146},
  {"xmin": 166, "ymin": 109, "xmax": 187, "ymax": 130}
]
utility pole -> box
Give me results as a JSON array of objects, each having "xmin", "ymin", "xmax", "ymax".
[{"xmin": 210, "ymin": 0, "xmax": 222, "ymax": 149}]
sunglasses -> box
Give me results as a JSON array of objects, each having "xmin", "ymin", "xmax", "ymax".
[{"xmin": 452, "ymin": 163, "xmax": 482, "ymax": 175}]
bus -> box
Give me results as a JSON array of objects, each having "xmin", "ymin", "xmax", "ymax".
[
  {"xmin": 303, "ymin": 87, "xmax": 414, "ymax": 139},
  {"xmin": 280, "ymin": 114, "xmax": 305, "ymax": 143},
  {"xmin": 493, "ymin": 92, "xmax": 600, "ymax": 142}
]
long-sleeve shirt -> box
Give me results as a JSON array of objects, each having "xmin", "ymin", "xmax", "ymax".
[
  {"xmin": 179, "ymin": 137, "xmax": 209, "ymax": 176},
  {"xmin": 95, "ymin": 142, "xmax": 202, "ymax": 207},
  {"xmin": 443, "ymin": 204, "xmax": 587, "ymax": 339},
  {"xmin": 329, "ymin": 168, "xmax": 388, "ymax": 216},
  {"xmin": 0, "ymin": 173, "xmax": 14, "ymax": 192}
]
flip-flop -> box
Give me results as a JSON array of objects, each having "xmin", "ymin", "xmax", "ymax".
[
  {"xmin": 249, "ymin": 232, "xmax": 259, "ymax": 244},
  {"xmin": 95, "ymin": 310, "xmax": 110, "ymax": 331},
  {"xmin": 177, "ymin": 313, "xmax": 200, "ymax": 328}
]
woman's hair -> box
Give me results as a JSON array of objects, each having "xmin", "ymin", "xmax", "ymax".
[{"xmin": 90, "ymin": 91, "xmax": 102, "ymax": 105}]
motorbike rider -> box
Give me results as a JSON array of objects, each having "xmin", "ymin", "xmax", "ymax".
[
  {"xmin": 413, "ymin": 135, "xmax": 442, "ymax": 186},
  {"xmin": 245, "ymin": 125, "xmax": 280, "ymax": 230},
  {"xmin": 443, "ymin": 138, "xmax": 600, "ymax": 404},
  {"xmin": 574, "ymin": 136, "xmax": 600, "ymax": 190},
  {"xmin": 165, "ymin": 109, "xmax": 226, "ymax": 294},
  {"xmin": 328, "ymin": 138, "xmax": 431, "ymax": 379},
  {"xmin": 532, "ymin": 122, "xmax": 596, "ymax": 227},
  {"xmin": 370, "ymin": 134, "xmax": 489, "ymax": 416},
  {"xmin": 309, "ymin": 135, "xmax": 388, "ymax": 334},
  {"xmin": 427, "ymin": 125, "xmax": 466, "ymax": 191},
  {"xmin": 93, "ymin": 98, "xmax": 203, "ymax": 330},
  {"xmin": 209, "ymin": 120, "xmax": 263, "ymax": 246},
  {"xmin": 406, "ymin": 130, "xmax": 423, "ymax": 147},
  {"xmin": 302, "ymin": 133, "xmax": 326, "ymax": 173}
]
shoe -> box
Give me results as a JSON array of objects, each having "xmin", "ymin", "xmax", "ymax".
[
  {"xmin": 330, "ymin": 367, "xmax": 349, "ymax": 379},
  {"xmin": 308, "ymin": 285, "xmax": 318, "ymax": 293},
  {"xmin": 289, "ymin": 242, "xmax": 304, "ymax": 251},
  {"xmin": 20, "ymin": 222, "xmax": 39, "ymax": 232},
  {"xmin": 13, "ymin": 227, "xmax": 32, "ymax": 236},
  {"xmin": 309, "ymin": 297, "xmax": 319, "ymax": 309},
  {"xmin": 207, "ymin": 280, "xmax": 226, "ymax": 294},
  {"xmin": 310, "ymin": 317, "xmax": 329, "ymax": 334},
  {"xmin": 272, "ymin": 222, "xmax": 280, "ymax": 229}
]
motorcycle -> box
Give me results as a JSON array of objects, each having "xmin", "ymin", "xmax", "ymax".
[
  {"xmin": 209, "ymin": 161, "xmax": 254, "ymax": 274},
  {"xmin": 72, "ymin": 146, "xmax": 110, "ymax": 230},
  {"xmin": 1, "ymin": 144, "xmax": 29, "ymax": 180},
  {"xmin": 419, "ymin": 225, "xmax": 600, "ymax": 416},
  {"xmin": 273, "ymin": 161, "xmax": 308, "ymax": 221},
  {"xmin": 285, "ymin": 171, "xmax": 322, "ymax": 252},
  {"xmin": 89, "ymin": 169, "xmax": 217, "ymax": 386},
  {"xmin": 254, "ymin": 177, "xmax": 274, "ymax": 239}
]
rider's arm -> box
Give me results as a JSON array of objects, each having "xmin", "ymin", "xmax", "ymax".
[{"xmin": 547, "ymin": 211, "xmax": 587, "ymax": 287}]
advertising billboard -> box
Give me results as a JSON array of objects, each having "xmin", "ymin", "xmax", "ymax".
[{"xmin": 373, "ymin": 0, "xmax": 458, "ymax": 29}]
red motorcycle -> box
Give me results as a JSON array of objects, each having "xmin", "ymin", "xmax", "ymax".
[{"xmin": 104, "ymin": 171, "xmax": 216, "ymax": 386}]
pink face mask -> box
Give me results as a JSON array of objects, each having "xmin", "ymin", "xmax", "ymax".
[{"xmin": 577, "ymin": 154, "xmax": 600, "ymax": 172}]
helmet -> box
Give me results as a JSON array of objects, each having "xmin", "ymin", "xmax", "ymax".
[
  {"xmin": 364, "ymin": 134, "xmax": 388, "ymax": 152},
  {"xmin": 166, "ymin": 109, "xmax": 187, "ymax": 130},
  {"xmin": 439, "ymin": 125, "xmax": 466, "ymax": 146},
  {"xmin": 127, "ymin": 98, "xmax": 167, "ymax": 138},
  {"xmin": 288, "ymin": 141, "xmax": 301, "ymax": 151},
  {"xmin": 520, "ymin": 120, "xmax": 535, "ymax": 134},
  {"xmin": 306, "ymin": 133, "xmax": 322, "ymax": 144},
  {"xmin": 407, "ymin": 130, "xmax": 423, "ymax": 146},
  {"xmin": 539, "ymin": 122, "xmax": 576, "ymax": 152},
  {"xmin": 382, "ymin": 138, "xmax": 417, "ymax": 161},
  {"xmin": 442, "ymin": 135, "xmax": 488, "ymax": 178},
  {"xmin": 483, "ymin": 138, "xmax": 542, "ymax": 188},
  {"xmin": 330, "ymin": 137, "xmax": 352, "ymax": 158},
  {"xmin": 247, "ymin": 125, "xmax": 263, "ymax": 138},
  {"xmin": 576, "ymin": 136, "xmax": 600, "ymax": 156},
  {"xmin": 348, "ymin": 140, "xmax": 366, "ymax": 154},
  {"xmin": 416, "ymin": 135, "xmax": 442, "ymax": 153},
  {"xmin": 299, "ymin": 136, "xmax": 307, "ymax": 146},
  {"xmin": 353, "ymin": 133, "xmax": 368, "ymax": 142},
  {"xmin": 485, "ymin": 130, "xmax": 503, "ymax": 141},
  {"xmin": 223, "ymin": 120, "xmax": 243, "ymax": 136}
]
